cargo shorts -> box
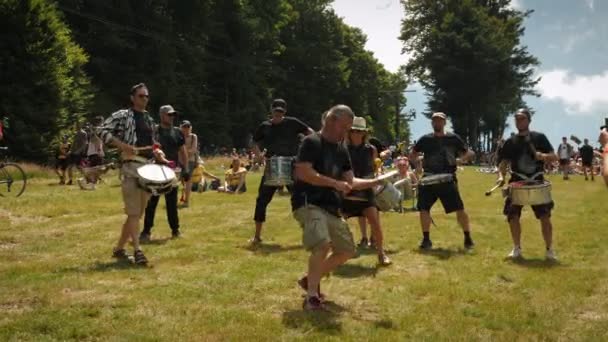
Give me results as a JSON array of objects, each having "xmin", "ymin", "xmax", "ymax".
[
  {"xmin": 120, "ymin": 162, "xmax": 151, "ymax": 217},
  {"xmin": 293, "ymin": 205, "xmax": 356, "ymax": 254}
]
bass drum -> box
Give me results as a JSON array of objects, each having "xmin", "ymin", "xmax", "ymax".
[
  {"xmin": 264, "ymin": 156, "xmax": 294, "ymax": 186},
  {"xmin": 374, "ymin": 182, "xmax": 402, "ymax": 212}
]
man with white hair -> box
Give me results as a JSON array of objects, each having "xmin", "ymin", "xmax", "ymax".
[{"xmin": 292, "ymin": 105, "xmax": 384, "ymax": 310}]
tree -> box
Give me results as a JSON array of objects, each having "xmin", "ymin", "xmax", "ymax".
[
  {"xmin": 399, "ymin": 0, "xmax": 539, "ymax": 151},
  {"xmin": 0, "ymin": 0, "xmax": 91, "ymax": 162}
]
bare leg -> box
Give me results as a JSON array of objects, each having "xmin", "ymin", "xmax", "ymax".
[
  {"xmin": 319, "ymin": 250, "xmax": 355, "ymax": 276},
  {"xmin": 364, "ymin": 207, "xmax": 387, "ymax": 256},
  {"xmin": 184, "ymin": 179, "xmax": 192, "ymax": 205},
  {"xmin": 590, "ymin": 166, "xmax": 595, "ymax": 181},
  {"xmin": 540, "ymin": 215, "xmax": 553, "ymax": 250},
  {"xmin": 358, "ymin": 216, "xmax": 367, "ymax": 240},
  {"xmin": 508, "ymin": 217, "xmax": 522, "ymax": 247},
  {"xmin": 307, "ymin": 243, "xmax": 330, "ymax": 297},
  {"xmin": 583, "ymin": 166, "xmax": 588, "ymax": 180},
  {"xmin": 420, "ymin": 210, "xmax": 432, "ymax": 233},
  {"xmin": 117, "ymin": 215, "xmax": 141, "ymax": 251},
  {"xmin": 254, "ymin": 221, "xmax": 263, "ymax": 240},
  {"xmin": 456, "ymin": 210, "xmax": 471, "ymax": 232}
]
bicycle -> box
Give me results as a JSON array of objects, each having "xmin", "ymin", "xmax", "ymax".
[{"xmin": 0, "ymin": 147, "xmax": 27, "ymax": 197}]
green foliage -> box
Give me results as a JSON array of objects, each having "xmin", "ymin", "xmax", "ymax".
[
  {"xmin": 0, "ymin": 0, "xmax": 91, "ymax": 162},
  {"xmin": 400, "ymin": 0, "xmax": 539, "ymax": 151}
]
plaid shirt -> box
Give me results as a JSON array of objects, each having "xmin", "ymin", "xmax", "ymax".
[{"xmin": 98, "ymin": 108, "xmax": 156, "ymax": 146}]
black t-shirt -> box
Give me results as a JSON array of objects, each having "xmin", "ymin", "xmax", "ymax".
[
  {"xmin": 253, "ymin": 116, "xmax": 310, "ymax": 157},
  {"xmin": 291, "ymin": 133, "xmax": 352, "ymax": 216},
  {"xmin": 133, "ymin": 110, "xmax": 154, "ymax": 158},
  {"xmin": 579, "ymin": 144, "xmax": 594, "ymax": 162},
  {"xmin": 413, "ymin": 133, "xmax": 467, "ymax": 175},
  {"xmin": 347, "ymin": 143, "xmax": 375, "ymax": 201},
  {"xmin": 157, "ymin": 126, "xmax": 185, "ymax": 163},
  {"xmin": 497, "ymin": 131, "xmax": 554, "ymax": 182}
]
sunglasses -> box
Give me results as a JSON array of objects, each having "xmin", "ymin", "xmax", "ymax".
[
  {"xmin": 182, "ymin": 125, "xmax": 191, "ymax": 128},
  {"xmin": 137, "ymin": 94, "xmax": 149, "ymax": 99},
  {"xmin": 166, "ymin": 113, "xmax": 177, "ymax": 117},
  {"xmin": 349, "ymin": 130, "xmax": 365, "ymax": 133}
]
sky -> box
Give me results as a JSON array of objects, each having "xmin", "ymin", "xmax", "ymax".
[{"xmin": 331, "ymin": 0, "xmax": 608, "ymax": 147}]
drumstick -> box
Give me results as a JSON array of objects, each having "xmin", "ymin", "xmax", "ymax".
[{"xmin": 485, "ymin": 184, "xmax": 501, "ymax": 196}]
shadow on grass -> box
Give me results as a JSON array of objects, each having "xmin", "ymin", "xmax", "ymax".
[
  {"xmin": 140, "ymin": 237, "xmax": 171, "ymax": 246},
  {"xmin": 54, "ymin": 259, "xmax": 150, "ymax": 274},
  {"xmin": 243, "ymin": 243, "xmax": 302, "ymax": 255},
  {"xmin": 282, "ymin": 301, "xmax": 346, "ymax": 334},
  {"xmin": 415, "ymin": 247, "xmax": 473, "ymax": 260},
  {"xmin": 507, "ymin": 257, "xmax": 562, "ymax": 268},
  {"xmin": 333, "ymin": 263, "xmax": 377, "ymax": 278}
]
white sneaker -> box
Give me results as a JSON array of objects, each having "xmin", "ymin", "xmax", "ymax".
[
  {"xmin": 508, "ymin": 246, "xmax": 522, "ymax": 259},
  {"xmin": 545, "ymin": 249, "xmax": 557, "ymax": 261}
]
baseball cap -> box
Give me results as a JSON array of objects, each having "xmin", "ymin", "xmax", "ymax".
[
  {"xmin": 159, "ymin": 105, "xmax": 177, "ymax": 115},
  {"xmin": 431, "ymin": 112, "xmax": 447, "ymax": 120},
  {"xmin": 271, "ymin": 99, "xmax": 287, "ymax": 112},
  {"xmin": 180, "ymin": 120, "xmax": 191, "ymax": 127},
  {"xmin": 515, "ymin": 108, "xmax": 531, "ymax": 120}
]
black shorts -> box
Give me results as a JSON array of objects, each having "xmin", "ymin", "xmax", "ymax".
[
  {"xmin": 342, "ymin": 199, "xmax": 375, "ymax": 218},
  {"xmin": 228, "ymin": 184, "xmax": 247, "ymax": 193},
  {"xmin": 559, "ymin": 159, "xmax": 569, "ymax": 166},
  {"xmin": 56, "ymin": 158, "xmax": 69, "ymax": 170},
  {"xmin": 503, "ymin": 198, "xmax": 553, "ymax": 220},
  {"xmin": 582, "ymin": 159, "xmax": 593, "ymax": 167},
  {"xmin": 70, "ymin": 154, "xmax": 84, "ymax": 166},
  {"xmin": 417, "ymin": 181, "xmax": 464, "ymax": 214}
]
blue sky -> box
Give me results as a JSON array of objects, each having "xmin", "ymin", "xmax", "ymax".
[{"xmin": 331, "ymin": 0, "xmax": 608, "ymax": 147}]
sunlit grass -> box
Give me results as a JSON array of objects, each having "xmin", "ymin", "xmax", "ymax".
[{"xmin": 0, "ymin": 166, "xmax": 607, "ymax": 340}]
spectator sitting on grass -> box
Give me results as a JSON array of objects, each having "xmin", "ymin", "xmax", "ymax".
[
  {"xmin": 218, "ymin": 157, "xmax": 247, "ymax": 194},
  {"xmin": 189, "ymin": 157, "xmax": 220, "ymax": 193}
]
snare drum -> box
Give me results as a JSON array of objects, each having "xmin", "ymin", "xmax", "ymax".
[
  {"xmin": 264, "ymin": 156, "xmax": 294, "ymax": 186},
  {"xmin": 136, "ymin": 164, "xmax": 179, "ymax": 196},
  {"xmin": 394, "ymin": 177, "xmax": 414, "ymax": 200},
  {"xmin": 507, "ymin": 181, "xmax": 552, "ymax": 206},
  {"xmin": 419, "ymin": 173, "xmax": 454, "ymax": 187},
  {"xmin": 374, "ymin": 182, "xmax": 402, "ymax": 212}
]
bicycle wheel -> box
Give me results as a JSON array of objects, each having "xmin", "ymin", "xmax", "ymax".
[{"xmin": 0, "ymin": 163, "xmax": 27, "ymax": 197}]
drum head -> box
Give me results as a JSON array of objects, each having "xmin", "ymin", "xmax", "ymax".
[{"xmin": 137, "ymin": 164, "xmax": 176, "ymax": 183}]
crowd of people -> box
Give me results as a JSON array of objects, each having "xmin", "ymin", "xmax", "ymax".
[{"xmin": 25, "ymin": 82, "xmax": 607, "ymax": 312}]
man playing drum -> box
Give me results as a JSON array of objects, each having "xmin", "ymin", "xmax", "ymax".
[
  {"xmin": 342, "ymin": 116, "xmax": 391, "ymax": 266},
  {"xmin": 410, "ymin": 112, "xmax": 475, "ymax": 251},
  {"xmin": 98, "ymin": 83, "xmax": 156, "ymax": 265},
  {"xmin": 496, "ymin": 108, "xmax": 558, "ymax": 260},
  {"xmin": 292, "ymin": 105, "xmax": 384, "ymax": 310},
  {"xmin": 250, "ymin": 99, "xmax": 314, "ymax": 244}
]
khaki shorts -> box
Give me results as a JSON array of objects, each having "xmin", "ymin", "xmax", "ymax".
[
  {"xmin": 293, "ymin": 205, "xmax": 356, "ymax": 254},
  {"xmin": 121, "ymin": 163, "xmax": 151, "ymax": 217}
]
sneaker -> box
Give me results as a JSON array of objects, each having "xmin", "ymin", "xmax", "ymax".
[
  {"xmin": 464, "ymin": 237, "xmax": 475, "ymax": 250},
  {"xmin": 298, "ymin": 276, "xmax": 325, "ymax": 301},
  {"xmin": 302, "ymin": 296, "xmax": 324, "ymax": 311},
  {"xmin": 112, "ymin": 248, "xmax": 129, "ymax": 259},
  {"xmin": 419, "ymin": 239, "xmax": 433, "ymax": 251},
  {"xmin": 139, "ymin": 232, "xmax": 151, "ymax": 243},
  {"xmin": 249, "ymin": 237, "xmax": 262, "ymax": 245},
  {"xmin": 171, "ymin": 230, "xmax": 181, "ymax": 239},
  {"xmin": 545, "ymin": 249, "xmax": 557, "ymax": 261},
  {"xmin": 133, "ymin": 249, "xmax": 148, "ymax": 265},
  {"xmin": 378, "ymin": 253, "xmax": 392, "ymax": 266},
  {"xmin": 508, "ymin": 246, "xmax": 522, "ymax": 259},
  {"xmin": 357, "ymin": 238, "xmax": 369, "ymax": 249}
]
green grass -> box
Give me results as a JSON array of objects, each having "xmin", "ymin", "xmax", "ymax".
[{"xmin": 1, "ymin": 164, "xmax": 607, "ymax": 341}]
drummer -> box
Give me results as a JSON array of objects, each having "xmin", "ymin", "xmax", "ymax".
[
  {"xmin": 140, "ymin": 105, "xmax": 190, "ymax": 242},
  {"xmin": 250, "ymin": 99, "xmax": 314, "ymax": 244},
  {"xmin": 342, "ymin": 117, "xmax": 391, "ymax": 266},
  {"xmin": 410, "ymin": 112, "xmax": 475, "ymax": 251},
  {"xmin": 496, "ymin": 108, "xmax": 558, "ymax": 260},
  {"xmin": 98, "ymin": 83, "xmax": 156, "ymax": 265}
]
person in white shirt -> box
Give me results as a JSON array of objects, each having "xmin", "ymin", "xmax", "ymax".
[{"xmin": 557, "ymin": 137, "xmax": 573, "ymax": 180}]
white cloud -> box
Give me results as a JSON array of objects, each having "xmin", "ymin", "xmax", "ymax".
[
  {"xmin": 508, "ymin": 0, "xmax": 524, "ymax": 10},
  {"xmin": 538, "ymin": 69, "xmax": 608, "ymax": 114}
]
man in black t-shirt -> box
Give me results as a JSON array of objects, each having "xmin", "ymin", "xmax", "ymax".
[
  {"xmin": 292, "ymin": 105, "xmax": 383, "ymax": 311},
  {"xmin": 496, "ymin": 108, "xmax": 558, "ymax": 260},
  {"xmin": 579, "ymin": 138, "xmax": 595, "ymax": 181},
  {"xmin": 250, "ymin": 99, "xmax": 314, "ymax": 244},
  {"xmin": 410, "ymin": 112, "xmax": 475, "ymax": 251},
  {"xmin": 140, "ymin": 105, "xmax": 189, "ymax": 242}
]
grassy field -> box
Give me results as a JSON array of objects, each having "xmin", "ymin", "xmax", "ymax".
[{"xmin": 1, "ymin": 162, "xmax": 607, "ymax": 341}]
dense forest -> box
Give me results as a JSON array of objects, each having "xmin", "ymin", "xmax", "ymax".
[{"xmin": 0, "ymin": 0, "xmax": 410, "ymax": 162}]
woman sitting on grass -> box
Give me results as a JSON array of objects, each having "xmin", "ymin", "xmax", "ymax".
[{"xmin": 218, "ymin": 158, "xmax": 247, "ymax": 194}]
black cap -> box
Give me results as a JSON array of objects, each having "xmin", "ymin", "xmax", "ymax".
[
  {"xmin": 515, "ymin": 108, "xmax": 531, "ymax": 120},
  {"xmin": 271, "ymin": 99, "xmax": 287, "ymax": 113}
]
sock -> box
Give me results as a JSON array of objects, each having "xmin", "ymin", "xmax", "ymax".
[
  {"xmin": 423, "ymin": 232, "xmax": 430, "ymax": 240},
  {"xmin": 464, "ymin": 231, "xmax": 471, "ymax": 240}
]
